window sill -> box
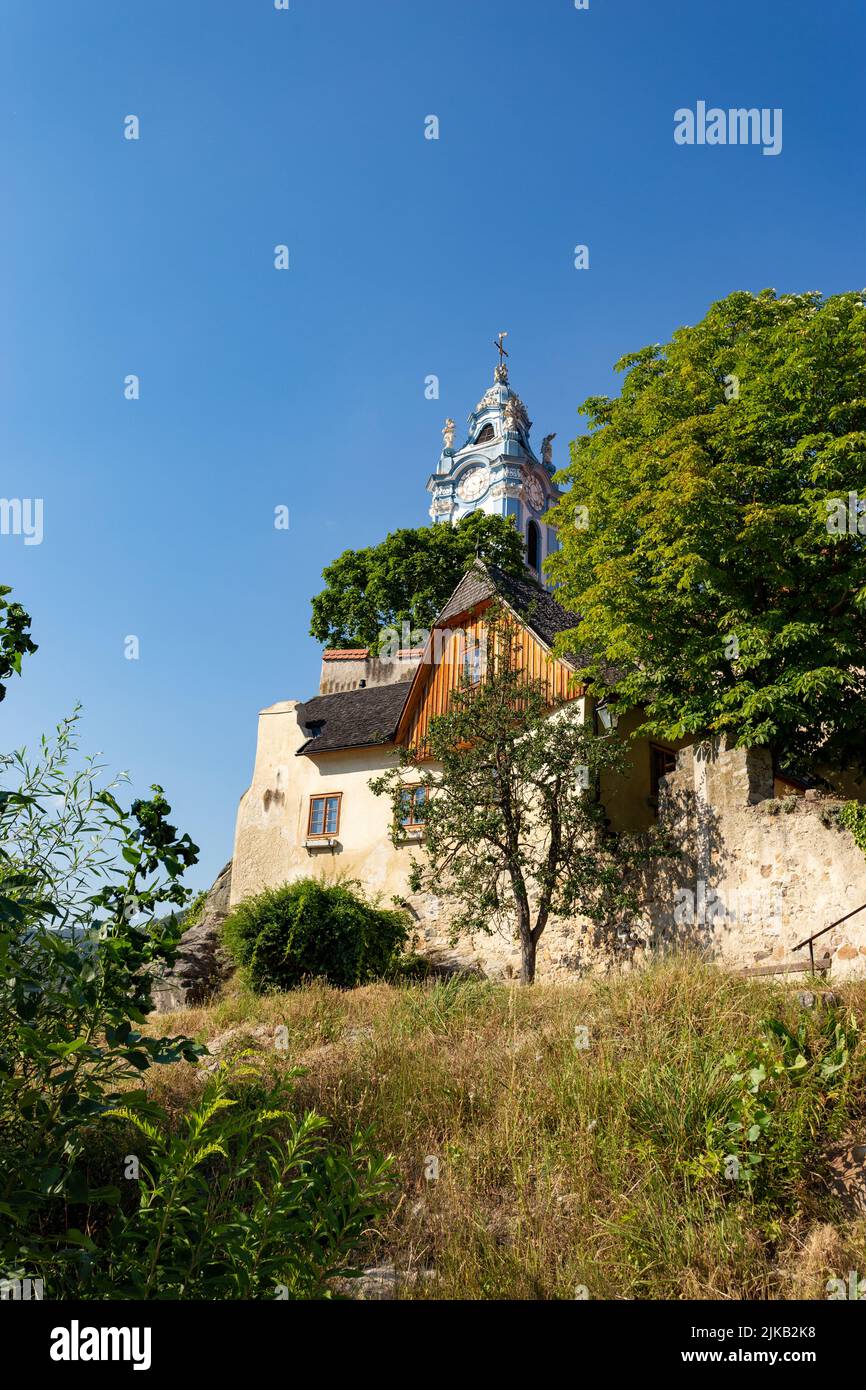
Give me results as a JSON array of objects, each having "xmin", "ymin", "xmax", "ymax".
[{"xmin": 304, "ymin": 837, "xmax": 341, "ymax": 851}]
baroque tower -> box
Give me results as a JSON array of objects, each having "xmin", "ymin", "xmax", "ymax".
[{"xmin": 426, "ymin": 347, "xmax": 560, "ymax": 581}]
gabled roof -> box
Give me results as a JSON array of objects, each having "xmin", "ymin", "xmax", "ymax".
[
  {"xmin": 392, "ymin": 562, "xmax": 592, "ymax": 748},
  {"xmin": 295, "ymin": 681, "xmax": 410, "ymax": 755},
  {"xmin": 296, "ymin": 564, "xmax": 601, "ymax": 758},
  {"xmin": 437, "ymin": 561, "xmax": 582, "ymax": 657}
]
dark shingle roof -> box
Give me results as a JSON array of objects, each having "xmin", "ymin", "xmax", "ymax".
[
  {"xmin": 295, "ymin": 681, "xmax": 410, "ymax": 755},
  {"xmin": 436, "ymin": 566, "xmax": 495, "ymax": 626},
  {"xmin": 437, "ymin": 561, "xmax": 582, "ymax": 655},
  {"xmin": 434, "ymin": 561, "xmax": 623, "ymax": 684}
]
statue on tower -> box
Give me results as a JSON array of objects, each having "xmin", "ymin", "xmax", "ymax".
[
  {"xmin": 504, "ymin": 395, "xmax": 529, "ymax": 434},
  {"xmin": 442, "ymin": 418, "xmax": 456, "ymax": 449},
  {"xmin": 541, "ymin": 433, "xmax": 556, "ymax": 466}
]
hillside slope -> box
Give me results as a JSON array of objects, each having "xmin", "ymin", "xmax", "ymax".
[{"xmin": 147, "ymin": 958, "xmax": 866, "ymax": 1300}]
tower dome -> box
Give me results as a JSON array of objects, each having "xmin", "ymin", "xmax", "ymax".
[{"xmin": 426, "ymin": 345, "xmax": 560, "ymax": 583}]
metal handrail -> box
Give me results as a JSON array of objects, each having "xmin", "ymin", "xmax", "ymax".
[{"xmin": 793, "ymin": 901, "xmax": 866, "ymax": 974}]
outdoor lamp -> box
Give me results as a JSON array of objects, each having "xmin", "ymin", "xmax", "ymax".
[{"xmin": 595, "ymin": 699, "xmax": 619, "ymax": 733}]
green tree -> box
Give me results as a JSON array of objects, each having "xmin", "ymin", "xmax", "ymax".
[
  {"xmin": 0, "ymin": 586, "xmax": 37, "ymax": 702},
  {"xmin": 310, "ymin": 511, "xmax": 526, "ymax": 651},
  {"xmin": 546, "ymin": 289, "xmax": 866, "ymax": 778},
  {"xmin": 372, "ymin": 606, "xmax": 642, "ymax": 984}
]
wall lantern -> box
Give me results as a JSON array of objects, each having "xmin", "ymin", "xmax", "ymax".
[{"xmin": 595, "ymin": 699, "xmax": 620, "ymax": 734}]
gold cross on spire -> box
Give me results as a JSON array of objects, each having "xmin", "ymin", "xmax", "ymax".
[{"xmin": 493, "ymin": 331, "xmax": 509, "ymax": 366}]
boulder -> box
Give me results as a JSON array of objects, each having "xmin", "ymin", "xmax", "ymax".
[{"xmin": 334, "ymin": 1265, "xmax": 436, "ymax": 1300}]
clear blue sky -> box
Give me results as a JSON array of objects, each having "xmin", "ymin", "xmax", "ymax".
[{"xmin": 2, "ymin": 0, "xmax": 864, "ymax": 891}]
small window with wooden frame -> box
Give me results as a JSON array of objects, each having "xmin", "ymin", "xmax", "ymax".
[
  {"xmin": 462, "ymin": 640, "xmax": 484, "ymax": 687},
  {"xmin": 399, "ymin": 784, "xmax": 428, "ymax": 829},
  {"xmin": 649, "ymin": 744, "xmax": 677, "ymax": 805},
  {"xmin": 307, "ymin": 792, "xmax": 342, "ymax": 838}
]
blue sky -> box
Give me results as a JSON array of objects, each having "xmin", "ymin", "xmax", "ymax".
[{"xmin": 2, "ymin": 0, "xmax": 864, "ymax": 891}]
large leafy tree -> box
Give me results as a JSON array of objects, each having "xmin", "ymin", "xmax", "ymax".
[
  {"xmin": 546, "ymin": 289, "xmax": 866, "ymax": 777},
  {"xmin": 371, "ymin": 606, "xmax": 642, "ymax": 984},
  {"xmin": 310, "ymin": 511, "xmax": 526, "ymax": 651}
]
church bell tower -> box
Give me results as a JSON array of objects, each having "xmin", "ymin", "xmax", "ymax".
[{"xmin": 426, "ymin": 336, "xmax": 560, "ymax": 581}]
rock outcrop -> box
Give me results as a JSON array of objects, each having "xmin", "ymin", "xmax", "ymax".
[{"xmin": 152, "ymin": 861, "xmax": 234, "ymax": 1012}]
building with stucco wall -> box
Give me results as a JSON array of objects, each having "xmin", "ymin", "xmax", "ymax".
[{"xmin": 231, "ymin": 353, "xmax": 866, "ymax": 981}]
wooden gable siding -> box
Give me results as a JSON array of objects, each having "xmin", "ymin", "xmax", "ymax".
[{"xmin": 398, "ymin": 600, "xmax": 583, "ymax": 758}]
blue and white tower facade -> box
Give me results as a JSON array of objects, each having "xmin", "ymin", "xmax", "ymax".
[{"xmin": 427, "ymin": 358, "xmax": 560, "ymax": 581}]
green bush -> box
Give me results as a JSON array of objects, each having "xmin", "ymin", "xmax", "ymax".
[
  {"xmin": 97, "ymin": 1061, "xmax": 394, "ymax": 1300},
  {"xmin": 223, "ymin": 879, "xmax": 410, "ymax": 992},
  {"xmin": 840, "ymin": 801, "xmax": 866, "ymax": 860},
  {"xmin": 0, "ymin": 594, "xmax": 394, "ymax": 1300},
  {"xmin": 0, "ymin": 714, "xmax": 203, "ymax": 1281},
  {"xmin": 690, "ymin": 1009, "xmax": 860, "ymax": 1203},
  {"xmin": 0, "ymin": 723, "xmax": 394, "ymax": 1300}
]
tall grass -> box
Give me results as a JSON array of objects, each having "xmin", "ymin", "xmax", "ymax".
[{"xmin": 149, "ymin": 957, "xmax": 866, "ymax": 1300}]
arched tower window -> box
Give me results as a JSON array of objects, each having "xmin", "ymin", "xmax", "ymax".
[
  {"xmin": 475, "ymin": 422, "xmax": 495, "ymax": 443},
  {"xmin": 527, "ymin": 520, "xmax": 540, "ymax": 571}
]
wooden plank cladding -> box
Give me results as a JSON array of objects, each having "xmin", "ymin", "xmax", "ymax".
[{"xmin": 398, "ymin": 599, "xmax": 584, "ymax": 758}]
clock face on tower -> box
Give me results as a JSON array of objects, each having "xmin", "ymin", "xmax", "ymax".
[
  {"xmin": 524, "ymin": 473, "xmax": 545, "ymax": 513},
  {"xmin": 457, "ymin": 464, "xmax": 490, "ymax": 502}
]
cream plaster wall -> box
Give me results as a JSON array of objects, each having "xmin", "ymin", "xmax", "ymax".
[{"xmin": 230, "ymin": 700, "xmax": 419, "ymax": 911}]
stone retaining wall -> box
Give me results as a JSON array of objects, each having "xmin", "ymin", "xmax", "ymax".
[{"xmin": 414, "ymin": 742, "xmax": 866, "ymax": 983}]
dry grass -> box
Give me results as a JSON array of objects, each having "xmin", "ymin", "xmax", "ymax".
[{"xmin": 145, "ymin": 957, "xmax": 866, "ymax": 1300}]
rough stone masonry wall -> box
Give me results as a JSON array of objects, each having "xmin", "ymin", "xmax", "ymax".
[
  {"xmin": 645, "ymin": 741, "xmax": 866, "ymax": 980},
  {"xmin": 413, "ymin": 741, "xmax": 866, "ymax": 983}
]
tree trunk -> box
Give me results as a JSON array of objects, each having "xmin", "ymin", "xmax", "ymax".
[
  {"xmin": 520, "ymin": 927, "xmax": 536, "ymax": 985},
  {"xmin": 508, "ymin": 866, "xmax": 536, "ymax": 985}
]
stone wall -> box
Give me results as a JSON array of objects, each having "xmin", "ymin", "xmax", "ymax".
[
  {"xmin": 646, "ymin": 741, "xmax": 866, "ymax": 980},
  {"xmin": 413, "ymin": 741, "xmax": 866, "ymax": 983},
  {"xmin": 318, "ymin": 651, "xmax": 421, "ymax": 694}
]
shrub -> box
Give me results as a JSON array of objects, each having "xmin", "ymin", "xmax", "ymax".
[
  {"xmin": 840, "ymin": 801, "xmax": 866, "ymax": 860},
  {"xmin": 0, "ymin": 725, "xmax": 393, "ymax": 1299},
  {"xmin": 0, "ymin": 613, "xmax": 394, "ymax": 1300},
  {"xmin": 690, "ymin": 1009, "xmax": 860, "ymax": 1202},
  {"xmin": 0, "ymin": 713, "xmax": 204, "ymax": 1285},
  {"xmin": 181, "ymin": 888, "xmax": 208, "ymax": 929},
  {"xmin": 223, "ymin": 878, "xmax": 410, "ymax": 992},
  {"xmin": 97, "ymin": 1061, "xmax": 394, "ymax": 1300}
]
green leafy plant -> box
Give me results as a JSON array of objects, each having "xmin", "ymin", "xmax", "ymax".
[
  {"xmin": 693, "ymin": 1009, "xmax": 860, "ymax": 1197},
  {"xmin": 840, "ymin": 801, "xmax": 866, "ymax": 860},
  {"xmin": 223, "ymin": 878, "xmax": 410, "ymax": 992},
  {"xmin": 95, "ymin": 1060, "xmax": 394, "ymax": 1299},
  {"xmin": 0, "ymin": 712, "xmax": 204, "ymax": 1279},
  {"xmin": 0, "ymin": 586, "xmax": 37, "ymax": 703},
  {"xmin": 180, "ymin": 888, "xmax": 208, "ymax": 930},
  {"xmin": 0, "ymin": 594, "xmax": 395, "ymax": 1300}
]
